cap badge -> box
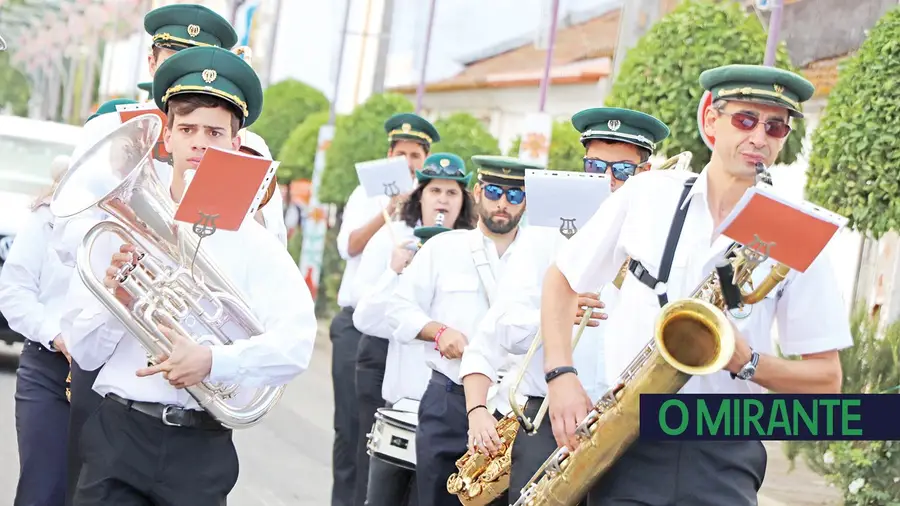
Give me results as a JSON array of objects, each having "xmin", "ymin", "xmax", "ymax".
[
  {"xmin": 401, "ymin": 123, "xmax": 411, "ymax": 133},
  {"xmin": 607, "ymin": 119, "xmax": 621, "ymax": 131},
  {"xmin": 774, "ymin": 83, "xmax": 785, "ymax": 94},
  {"xmin": 440, "ymin": 158, "xmax": 450, "ymax": 167},
  {"xmin": 187, "ymin": 24, "xmax": 201, "ymax": 38},
  {"xmin": 202, "ymin": 69, "xmax": 217, "ymax": 84},
  {"xmin": 502, "ymin": 167, "xmax": 511, "ymax": 174}
]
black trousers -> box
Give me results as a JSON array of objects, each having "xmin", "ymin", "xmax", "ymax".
[
  {"xmin": 14, "ymin": 341, "xmax": 71, "ymax": 506},
  {"xmin": 66, "ymin": 361, "xmax": 103, "ymax": 506},
  {"xmin": 330, "ymin": 306, "xmax": 362, "ymax": 506},
  {"xmin": 365, "ymin": 452, "xmax": 418, "ymax": 506},
  {"xmin": 354, "ymin": 334, "xmax": 389, "ymax": 506},
  {"xmin": 511, "ymin": 398, "xmax": 768, "ymax": 505},
  {"xmin": 415, "ymin": 371, "xmax": 508, "ymax": 506},
  {"xmin": 73, "ymin": 396, "xmax": 239, "ymax": 506}
]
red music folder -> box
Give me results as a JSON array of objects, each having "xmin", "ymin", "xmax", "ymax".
[
  {"xmin": 174, "ymin": 146, "xmax": 278, "ymax": 233},
  {"xmin": 116, "ymin": 102, "xmax": 170, "ymax": 162},
  {"xmin": 715, "ymin": 186, "xmax": 849, "ymax": 273}
]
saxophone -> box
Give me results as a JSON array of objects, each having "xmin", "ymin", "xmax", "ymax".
[
  {"xmin": 513, "ymin": 164, "xmax": 789, "ymax": 506},
  {"xmin": 446, "ymin": 152, "xmax": 691, "ymax": 505}
]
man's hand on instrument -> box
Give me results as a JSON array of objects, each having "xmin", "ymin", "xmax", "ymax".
[
  {"xmin": 104, "ymin": 244, "xmax": 138, "ymax": 306},
  {"xmin": 547, "ymin": 373, "xmax": 592, "ymax": 450},
  {"xmin": 467, "ymin": 407, "xmax": 503, "ymax": 456},
  {"xmin": 136, "ymin": 325, "xmax": 212, "ymax": 388},
  {"xmin": 725, "ymin": 320, "xmax": 754, "ymax": 375},
  {"xmin": 436, "ymin": 328, "xmax": 467, "ymax": 359},
  {"xmin": 390, "ymin": 240, "xmax": 416, "ymax": 273},
  {"xmin": 574, "ymin": 292, "xmax": 606, "ymax": 327}
]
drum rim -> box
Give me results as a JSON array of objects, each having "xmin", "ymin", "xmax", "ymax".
[{"xmin": 374, "ymin": 408, "xmax": 417, "ymax": 431}]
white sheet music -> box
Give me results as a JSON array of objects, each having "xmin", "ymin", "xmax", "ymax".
[
  {"xmin": 355, "ymin": 156, "xmax": 415, "ymax": 199},
  {"xmin": 524, "ymin": 169, "xmax": 611, "ymax": 238}
]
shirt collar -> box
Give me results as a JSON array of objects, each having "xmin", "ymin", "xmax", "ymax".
[{"xmin": 679, "ymin": 163, "xmax": 712, "ymax": 211}]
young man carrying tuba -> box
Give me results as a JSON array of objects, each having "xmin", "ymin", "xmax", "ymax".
[
  {"xmin": 58, "ymin": 45, "xmax": 318, "ymax": 505},
  {"xmin": 538, "ymin": 65, "xmax": 852, "ymax": 505}
]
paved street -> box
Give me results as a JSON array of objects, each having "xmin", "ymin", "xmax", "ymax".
[{"xmin": 0, "ymin": 324, "xmax": 841, "ymax": 506}]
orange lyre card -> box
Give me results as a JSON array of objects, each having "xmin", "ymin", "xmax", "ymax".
[
  {"xmin": 116, "ymin": 102, "xmax": 169, "ymax": 162},
  {"xmin": 715, "ymin": 186, "xmax": 849, "ymax": 273},
  {"xmin": 174, "ymin": 146, "xmax": 278, "ymax": 233}
]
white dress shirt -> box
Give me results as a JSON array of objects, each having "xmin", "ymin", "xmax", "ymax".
[
  {"xmin": 387, "ymin": 227, "xmax": 527, "ymax": 386},
  {"xmin": 336, "ymin": 180, "xmax": 414, "ymax": 309},
  {"xmin": 353, "ymin": 221, "xmax": 431, "ymax": 405},
  {"xmin": 460, "ymin": 226, "xmax": 615, "ymax": 404},
  {"xmin": 59, "ymin": 216, "xmax": 318, "ymax": 409},
  {"xmin": 0, "ymin": 205, "xmax": 72, "ymax": 350},
  {"xmin": 555, "ymin": 166, "xmax": 854, "ymax": 393}
]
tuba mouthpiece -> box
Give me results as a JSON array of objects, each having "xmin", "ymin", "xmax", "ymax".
[{"xmin": 435, "ymin": 211, "xmax": 445, "ymax": 228}]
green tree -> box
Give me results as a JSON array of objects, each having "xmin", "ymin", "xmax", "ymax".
[
  {"xmin": 604, "ymin": 0, "xmax": 805, "ymax": 170},
  {"xmin": 0, "ymin": 51, "xmax": 31, "ymax": 116},
  {"xmin": 784, "ymin": 306, "xmax": 900, "ymax": 505},
  {"xmin": 277, "ymin": 110, "xmax": 331, "ymax": 182},
  {"xmin": 805, "ymin": 6, "xmax": 900, "ymax": 239},
  {"xmin": 432, "ymin": 112, "xmax": 501, "ymax": 167},
  {"xmin": 253, "ymin": 79, "xmax": 329, "ymax": 159},
  {"xmin": 506, "ymin": 119, "xmax": 584, "ymax": 171},
  {"xmin": 319, "ymin": 92, "xmax": 414, "ymax": 204}
]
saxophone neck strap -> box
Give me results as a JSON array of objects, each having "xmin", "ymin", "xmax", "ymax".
[
  {"xmin": 468, "ymin": 230, "xmax": 497, "ymax": 306},
  {"xmin": 628, "ymin": 176, "xmax": 697, "ymax": 307}
]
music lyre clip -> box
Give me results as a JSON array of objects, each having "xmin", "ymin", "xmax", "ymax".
[
  {"xmin": 559, "ymin": 218, "xmax": 577, "ymax": 239},
  {"xmin": 193, "ymin": 212, "xmax": 219, "ymax": 238},
  {"xmin": 745, "ymin": 234, "xmax": 775, "ymax": 263}
]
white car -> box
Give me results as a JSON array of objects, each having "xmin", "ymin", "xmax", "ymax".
[{"xmin": 0, "ymin": 114, "xmax": 82, "ymax": 344}]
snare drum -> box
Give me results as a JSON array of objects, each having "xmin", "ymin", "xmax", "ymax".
[{"xmin": 366, "ymin": 408, "xmax": 418, "ymax": 470}]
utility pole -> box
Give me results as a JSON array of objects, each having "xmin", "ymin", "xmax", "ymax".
[
  {"xmin": 329, "ymin": 0, "xmax": 352, "ymax": 125},
  {"xmin": 370, "ymin": 0, "xmax": 395, "ymax": 95},
  {"xmin": 263, "ymin": 0, "xmax": 283, "ymax": 87},
  {"xmin": 762, "ymin": 0, "xmax": 784, "ymax": 66},
  {"xmin": 537, "ymin": 0, "xmax": 559, "ymax": 112},
  {"xmin": 414, "ymin": 0, "xmax": 436, "ymax": 113}
]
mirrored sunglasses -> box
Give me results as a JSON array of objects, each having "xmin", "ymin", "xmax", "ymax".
[
  {"xmin": 583, "ymin": 158, "xmax": 638, "ymax": 181},
  {"xmin": 483, "ymin": 184, "xmax": 525, "ymax": 205},
  {"xmin": 720, "ymin": 111, "xmax": 792, "ymax": 139},
  {"xmin": 422, "ymin": 162, "xmax": 464, "ymax": 178}
]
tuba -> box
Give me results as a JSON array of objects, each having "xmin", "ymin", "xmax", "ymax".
[
  {"xmin": 50, "ymin": 114, "xmax": 284, "ymax": 429},
  {"xmin": 513, "ymin": 160, "xmax": 789, "ymax": 506}
]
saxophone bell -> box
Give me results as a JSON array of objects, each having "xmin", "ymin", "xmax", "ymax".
[{"xmin": 50, "ymin": 114, "xmax": 285, "ymax": 429}]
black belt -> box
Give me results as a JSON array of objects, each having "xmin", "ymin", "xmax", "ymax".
[
  {"xmin": 105, "ymin": 393, "xmax": 227, "ymax": 431},
  {"xmin": 430, "ymin": 370, "xmax": 465, "ymax": 395}
]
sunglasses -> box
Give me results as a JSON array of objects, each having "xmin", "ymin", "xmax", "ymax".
[
  {"xmin": 483, "ymin": 184, "xmax": 525, "ymax": 205},
  {"xmin": 583, "ymin": 158, "xmax": 639, "ymax": 181},
  {"xmin": 422, "ymin": 162, "xmax": 465, "ymax": 178},
  {"xmin": 720, "ymin": 111, "xmax": 792, "ymax": 139}
]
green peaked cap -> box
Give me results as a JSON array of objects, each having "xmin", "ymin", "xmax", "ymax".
[
  {"xmin": 471, "ymin": 155, "xmax": 544, "ymax": 186},
  {"xmin": 86, "ymin": 98, "xmax": 138, "ymax": 124},
  {"xmin": 144, "ymin": 4, "xmax": 238, "ymax": 51},
  {"xmin": 137, "ymin": 81, "xmax": 152, "ymax": 93},
  {"xmin": 571, "ymin": 107, "xmax": 669, "ymax": 153},
  {"xmin": 699, "ymin": 64, "xmax": 815, "ymax": 118},
  {"xmin": 384, "ymin": 113, "xmax": 440, "ymax": 147},
  {"xmin": 153, "ymin": 46, "xmax": 264, "ymax": 128},
  {"xmin": 416, "ymin": 152, "xmax": 471, "ymax": 185}
]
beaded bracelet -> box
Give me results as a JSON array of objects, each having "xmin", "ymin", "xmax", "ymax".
[{"xmin": 434, "ymin": 324, "xmax": 448, "ymax": 356}]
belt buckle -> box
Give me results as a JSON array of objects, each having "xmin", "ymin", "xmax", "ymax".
[{"xmin": 161, "ymin": 405, "xmax": 183, "ymax": 427}]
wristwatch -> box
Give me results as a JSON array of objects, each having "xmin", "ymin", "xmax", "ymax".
[{"xmin": 732, "ymin": 349, "xmax": 759, "ymax": 380}]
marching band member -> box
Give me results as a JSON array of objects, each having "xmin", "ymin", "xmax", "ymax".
[
  {"xmin": 541, "ymin": 65, "xmax": 851, "ymax": 505},
  {"xmin": 386, "ymin": 155, "xmax": 541, "ymax": 506},
  {"xmin": 331, "ymin": 113, "xmax": 439, "ymax": 506},
  {"xmin": 352, "ymin": 153, "xmax": 477, "ymax": 506},
  {"xmin": 239, "ymin": 129, "xmax": 289, "ymax": 246},
  {"xmin": 57, "ymin": 6, "xmax": 245, "ymax": 501},
  {"xmin": 61, "ymin": 45, "xmax": 317, "ymax": 505},
  {"xmin": 0, "ymin": 156, "xmax": 72, "ymax": 506},
  {"xmin": 459, "ymin": 107, "xmax": 670, "ymax": 504}
]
